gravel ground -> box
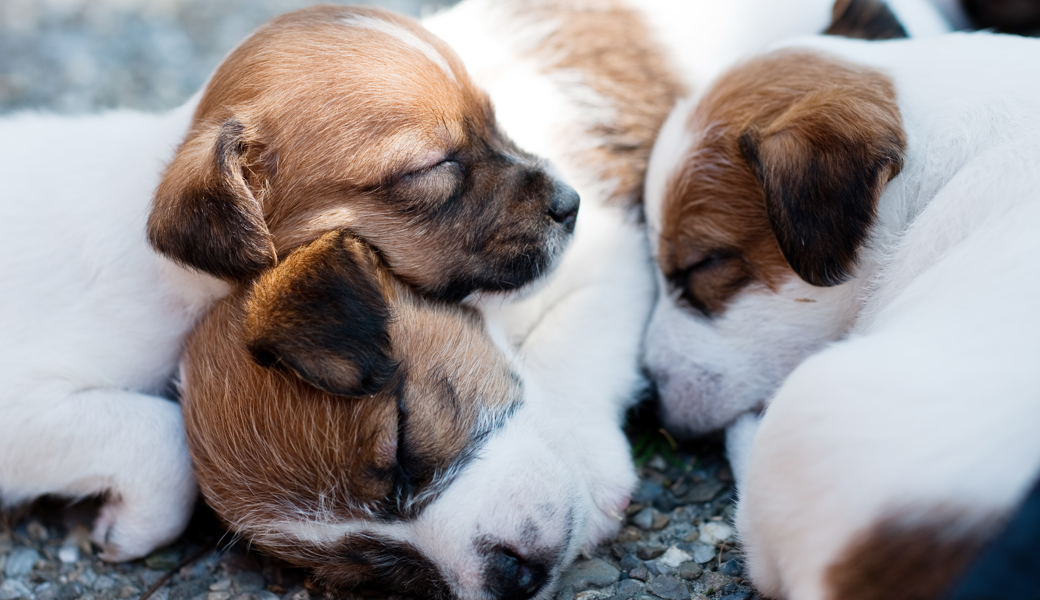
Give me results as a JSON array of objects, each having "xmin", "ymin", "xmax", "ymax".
[{"xmin": 0, "ymin": 2, "xmax": 752, "ymax": 599}]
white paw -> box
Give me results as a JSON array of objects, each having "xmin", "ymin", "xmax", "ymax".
[{"xmin": 90, "ymin": 471, "xmax": 197, "ymax": 561}]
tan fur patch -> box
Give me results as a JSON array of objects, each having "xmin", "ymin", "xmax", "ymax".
[
  {"xmin": 826, "ymin": 511, "xmax": 996, "ymax": 600},
  {"xmin": 658, "ymin": 50, "xmax": 904, "ymax": 313},
  {"xmin": 507, "ymin": 0, "xmax": 688, "ymax": 210}
]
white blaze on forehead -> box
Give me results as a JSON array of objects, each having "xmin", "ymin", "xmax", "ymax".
[
  {"xmin": 340, "ymin": 14, "xmax": 458, "ymax": 84},
  {"xmin": 644, "ymin": 97, "xmax": 698, "ymax": 253}
]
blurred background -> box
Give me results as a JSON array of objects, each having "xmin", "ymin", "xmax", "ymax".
[{"xmin": 0, "ymin": 0, "xmax": 456, "ymax": 115}]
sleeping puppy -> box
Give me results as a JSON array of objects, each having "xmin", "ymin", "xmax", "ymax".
[
  {"xmin": 644, "ymin": 32, "xmax": 1040, "ymax": 600},
  {"xmin": 0, "ymin": 5, "xmax": 576, "ymax": 561},
  {"xmin": 181, "ymin": 230, "xmax": 635, "ymax": 600}
]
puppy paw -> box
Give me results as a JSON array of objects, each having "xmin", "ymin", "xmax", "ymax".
[{"xmin": 90, "ymin": 476, "xmax": 196, "ymax": 562}]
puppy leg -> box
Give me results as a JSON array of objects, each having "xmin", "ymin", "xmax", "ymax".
[
  {"xmin": 0, "ymin": 387, "xmax": 196, "ymax": 561},
  {"xmin": 724, "ymin": 412, "xmax": 761, "ymax": 490}
]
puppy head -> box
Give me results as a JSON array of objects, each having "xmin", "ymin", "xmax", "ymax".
[
  {"xmin": 643, "ymin": 49, "xmax": 905, "ymax": 436},
  {"xmin": 181, "ymin": 231, "xmax": 623, "ymax": 600},
  {"xmin": 149, "ymin": 6, "xmax": 578, "ymax": 300}
]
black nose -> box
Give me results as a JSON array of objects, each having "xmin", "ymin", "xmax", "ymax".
[
  {"xmin": 548, "ymin": 184, "xmax": 580, "ymax": 233},
  {"xmin": 484, "ymin": 546, "xmax": 550, "ymax": 600}
]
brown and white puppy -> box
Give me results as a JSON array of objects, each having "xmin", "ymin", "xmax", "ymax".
[
  {"xmin": 644, "ymin": 32, "xmax": 1040, "ymax": 600},
  {"xmin": 148, "ymin": 5, "xmax": 578, "ymax": 301},
  {"xmin": 182, "ymin": 230, "xmax": 590, "ymax": 600}
]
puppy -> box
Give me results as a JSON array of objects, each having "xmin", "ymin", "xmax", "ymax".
[
  {"xmin": 644, "ymin": 33, "xmax": 1040, "ymax": 599},
  {"xmin": 181, "ymin": 230, "xmax": 629, "ymax": 600},
  {"xmin": 0, "ymin": 5, "xmax": 576, "ymax": 561}
]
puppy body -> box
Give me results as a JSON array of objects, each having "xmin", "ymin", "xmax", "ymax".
[
  {"xmin": 0, "ymin": 103, "xmax": 222, "ymax": 560},
  {"xmin": 645, "ymin": 33, "xmax": 1040, "ymax": 599},
  {"xmin": 0, "ymin": 5, "xmax": 576, "ymax": 561}
]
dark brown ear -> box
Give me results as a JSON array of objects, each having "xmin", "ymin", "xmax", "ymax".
[
  {"xmin": 148, "ymin": 117, "xmax": 276, "ymax": 282},
  {"xmin": 738, "ymin": 85, "xmax": 905, "ymax": 286},
  {"xmin": 824, "ymin": 0, "xmax": 908, "ymax": 40},
  {"xmin": 244, "ymin": 230, "xmax": 398, "ymax": 397}
]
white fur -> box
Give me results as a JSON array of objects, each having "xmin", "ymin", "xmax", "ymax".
[
  {"xmin": 0, "ymin": 102, "xmax": 227, "ymax": 560},
  {"xmin": 648, "ymin": 32, "xmax": 1040, "ymax": 599}
]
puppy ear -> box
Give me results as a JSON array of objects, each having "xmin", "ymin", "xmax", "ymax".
[
  {"xmin": 244, "ymin": 230, "xmax": 399, "ymax": 397},
  {"xmin": 148, "ymin": 117, "xmax": 276, "ymax": 282},
  {"xmin": 738, "ymin": 84, "xmax": 905, "ymax": 286}
]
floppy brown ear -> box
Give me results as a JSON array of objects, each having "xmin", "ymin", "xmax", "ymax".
[
  {"xmin": 738, "ymin": 83, "xmax": 905, "ymax": 287},
  {"xmin": 243, "ymin": 230, "xmax": 398, "ymax": 397},
  {"xmin": 824, "ymin": 0, "xmax": 908, "ymax": 40},
  {"xmin": 148, "ymin": 117, "xmax": 276, "ymax": 282}
]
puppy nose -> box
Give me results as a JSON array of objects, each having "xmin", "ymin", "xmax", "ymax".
[
  {"xmin": 484, "ymin": 545, "xmax": 550, "ymax": 600},
  {"xmin": 548, "ymin": 184, "xmax": 580, "ymax": 233}
]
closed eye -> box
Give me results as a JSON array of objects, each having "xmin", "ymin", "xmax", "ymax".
[
  {"xmin": 670, "ymin": 249, "xmax": 750, "ymax": 317},
  {"xmin": 393, "ymin": 160, "xmax": 466, "ymax": 209}
]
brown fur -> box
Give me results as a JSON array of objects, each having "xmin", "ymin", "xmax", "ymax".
[
  {"xmin": 503, "ymin": 0, "xmax": 687, "ymax": 210},
  {"xmin": 658, "ymin": 50, "xmax": 905, "ymax": 314},
  {"xmin": 826, "ymin": 510, "xmax": 996, "ymax": 600},
  {"xmin": 180, "ymin": 231, "xmax": 519, "ymax": 579},
  {"xmin": 149, "ymin": 5, "xmax": 575, "ymax": 300}
]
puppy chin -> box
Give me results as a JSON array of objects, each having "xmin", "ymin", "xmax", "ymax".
[{"xmin": 463, "ymin": 228, "xmax": 572, "ymax": 307}]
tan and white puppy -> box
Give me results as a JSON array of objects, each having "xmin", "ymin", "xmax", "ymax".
[
  {"xmin": 182, "ymin": 230, "xmax": 594, "ymax": 600},
  {"xmin": 645, "ymin": 33, "xmax": 1040, "ymax": 600},
  {"xmin": 0, "ymin": 5, "xmax": 577, "ymax": 561}
]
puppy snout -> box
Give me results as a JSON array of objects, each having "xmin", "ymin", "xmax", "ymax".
[
  {"xmin": 548, "ymin": 184, "xmax": 580, "ymax": 233},
  {"xmin": 484, "ymin": 545, "xmax": 550, "ymax": 600}
]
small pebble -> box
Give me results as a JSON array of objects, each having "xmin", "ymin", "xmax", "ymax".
[
  {"xmin": 658, "ymin": 546, "xmax": 693, "ymax": 569},
  {"xmin": 631, "ymin": 508, "xmax": 656, "ymax": 530},
  {"xmin": 618, "ymin": 554, "xmax": 642, "ymax": 573},
  {"xmin": 233, "ymin": 571, "xmax": 266, "ymax": 592},
  {"xmin": 614, "ymin": 578, "xmax": 646, "ymax": 599},
  {"xmin": 94, "ymin": 574, "xmax": 117, "ymax": 590},
  {"xmin": 210, "ymin": 580, "xmax": 233, "ymax": 592},
  {"xmin": 683, "ymin": 482, "xmax": 725, "ymax": 503},
  {"xmin": 208, "ymin": 592, "xmax": 232, "ymax": 600},
  {"xmin": 558, "ymin": 558, "xmax": 620, "ymax": 589},
  {"xmin": 27, "ymin": 520, "xmax": 49, "ymax": 541},
  {"xmin": 627, "ymin": 565, "xmax": 650, "ymax": 582},
  {"xmin": 719, "ymin": 592, "xmax": 752, "ymax": 600},
  {"xmin": 679, "ymin": 561, "xmax": 703, "ymax": 581},
  {"xmin": 690, "ymin": 543, "xmax": 716, "ymax": 564},
  {"xmin": 555, "ymin": 585, "xmax": 576, "ymax": 600},
  {"xmin": 5, "ymin": 547, "xmax": 42, "ymax": 577},
  {"xmin": 648, "ymin": 575, "xmax": 691, "ymax": 600},
  {"xmin": 146, "ymin": 548, "xmax": 183, "ymax": 571},
  {"xmin": 0, "ymin": 579, "xmax": 34, "ymax": 600},
  {"xmin": 718, "ymin": 559, "xmax": 742, "ymax": 577},
  {"xmin": 699, "ymin": 521, "xmax": 734, "ymax": 545},
  {"xmin": 636, "ymin": 543, "xmax": 666, "ymax": 561},
  {"xmin": 58, "ymin": 543, "xmax": 80, "ymax": 564}
]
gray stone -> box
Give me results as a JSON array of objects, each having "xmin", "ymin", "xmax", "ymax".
[
  {"xmin": 690, "ymin": 543, "xmax": 716, "ymax": 564},
  {"xmin": 683, "ymin": 482, "xmax": 725, "ymax": 503},
  {"xmin": 57, "ymin": 543, "xmax": 79, "ymax": 564},
  {"xmin": 558, "ymin": 558, "xmax": 620, "ymax": 590},
  {"xmin": 630, "ymin": 508, "xmax": 655, "ymax": 530},
  {"xmin": 36, "ymin": 582, "xmax": 58, "ymax": 600},
  {"xmin": 718, "ymin": 559, "xmax": 742, "ymax": 577},
  {"xmin": 647, "ymin": 575, "xmax": 691, "ymax": 600},
  {"xmin": 627, "ymin": 565, "xmax": 649, "ymax": 582},
  {"xmin": 4, "ymin": 547, "xmax": 41, "ymax": 577},
  {"xmin": 93, "ymin": 575, "xmax": 117, "ymax": 591},
  {"xmin": 678, "ymin": 561, "xmax": 703, "ymax": 581},
  {"xmin": 145, "ymin": 548, "xmax": 182, "ymax": 571},
  {"xmin": 555, "ymin": 585, "xmax": 576, "ymax": 600},
  {"xmin": 613, "ymin": 578, "xmax": 645, "ymax": 600},
  {"xmin": 719, "ymin": 592, "xmax": 752, "ymax": 600},
  {"xmin": 233, "ymin": 571, "xmax": 266, "ymax": 592},
  {"xmin": 636, "ymin": 543, "xmax": 666, "ymax": 561},
  {"xmin": 618, "ymin": 554, "xmax": 642, "ymax": 573},
  {"xmin": 0, "ymin": 578, "xmax": 33, "ymax": 600},
  {"xmin": 169, "ymin": 580, "xmax": 210, "ymax": 600}
]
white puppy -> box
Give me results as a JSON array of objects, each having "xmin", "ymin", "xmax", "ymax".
[{"xmin": 644, "ymin": 32, "xmax": 1040, "ymax": 600}]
